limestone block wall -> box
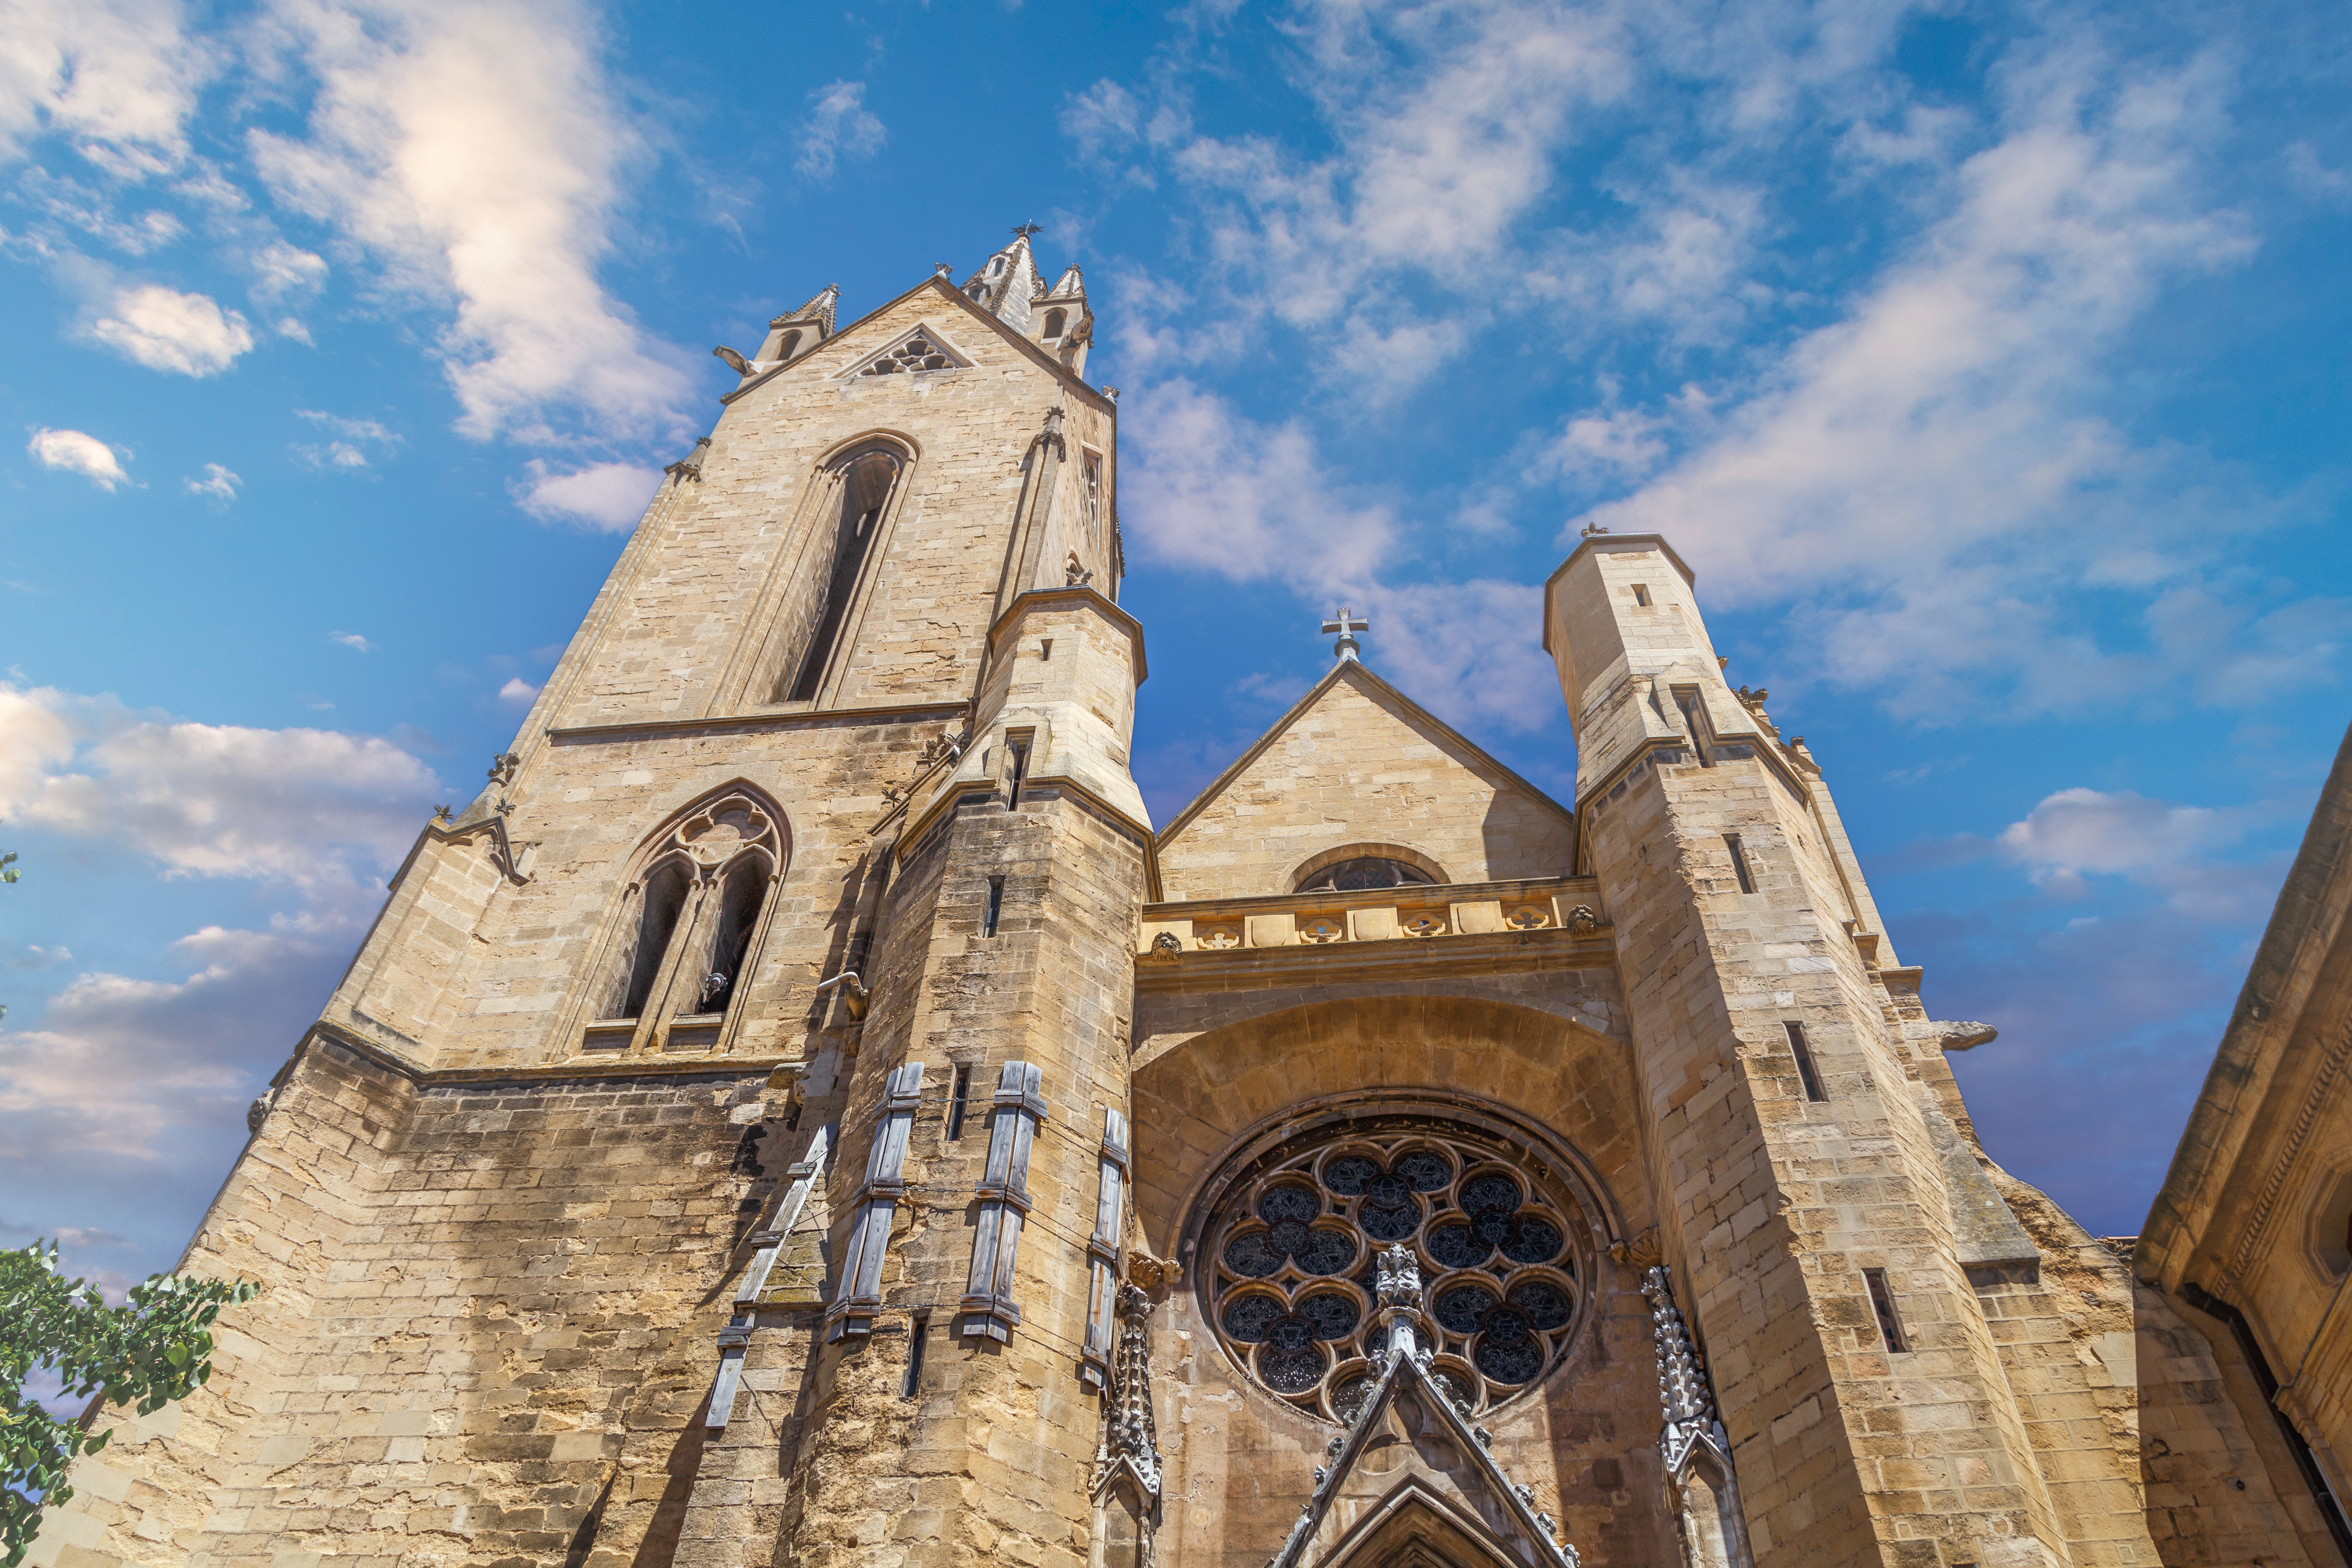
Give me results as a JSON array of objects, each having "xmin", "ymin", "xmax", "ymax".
[{"xmin": 33, "ymin": 1039, "xmax": 784, "ymax": 1568}]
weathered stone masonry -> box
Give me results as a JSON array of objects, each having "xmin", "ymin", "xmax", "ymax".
[{"xmin": 33, "ymin": 235, "xmax": 2343, "ymax": 1568}]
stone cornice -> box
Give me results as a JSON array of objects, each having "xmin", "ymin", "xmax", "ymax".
[
  {"xmin": 300, "ymin": 1018, "xmax": 789, "ymax": 1089},
  {"xmin": 547, "ymin": 699, "xmax": 971, "ymax": 745}
]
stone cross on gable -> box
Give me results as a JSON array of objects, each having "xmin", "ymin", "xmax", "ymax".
[{"xmin": 1321, "ymin": 606, "xmax": 1369, "ymax": 663}]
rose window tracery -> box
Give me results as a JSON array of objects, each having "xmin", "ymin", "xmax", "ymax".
[{"xmin": 1203, "ymin": 1119, "xmax": 1589, "ymax": 1420}]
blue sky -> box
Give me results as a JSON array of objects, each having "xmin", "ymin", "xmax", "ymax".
[{"xmin": 2, "ymin": 0, "xmax": 2347, "ymax": 1296}]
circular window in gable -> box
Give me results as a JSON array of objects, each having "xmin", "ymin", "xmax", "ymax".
[{"xmin": 1199, "ymin": 1113, "xmax": 1592, "ymax": 1421}]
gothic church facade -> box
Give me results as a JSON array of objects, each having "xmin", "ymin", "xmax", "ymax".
[{"xmin": 33, "ymin": 236, "xmax": 2343, "ymax": 1568}]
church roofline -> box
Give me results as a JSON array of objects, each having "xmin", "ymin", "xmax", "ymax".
[
  {"xmin": 720, "ymin": 272, "xmax": 1115, "ymax": 412},
  {"xmin": 1154, "ymin": 658, "xmax": 1573, "ymax": 851},
  {"xmin": 1539, "ymin": 532, "xmax": 1697, "ymax": 655}
]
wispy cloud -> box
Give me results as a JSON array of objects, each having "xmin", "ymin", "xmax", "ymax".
[
  {"xmin": 329, "ymin": 631, "xmax": 371, "ymax": 652},
  {"xmin": 25, "ymin": 427, "xmax": 131, "ymax": 490},
  {"xmin": 292, "ymin": 407, "xmax": 401, "ymax": 471},
  {"xmin": 182, "ymin": 462, "xmax": 239, "ymax": 503},
  {"xmin": 796, "ymin": 81, "xmax": 886, "ymax": 182}
]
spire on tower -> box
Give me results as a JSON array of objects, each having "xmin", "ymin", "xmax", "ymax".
[{"xmin": 960, "ymin": 223, "xmax": 1045, "ymax": 331}]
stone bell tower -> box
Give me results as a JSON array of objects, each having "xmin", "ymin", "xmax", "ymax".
[
  {"xmin": 33, "ymin": 228, "xmax": 1147, "ymax": 1568},
  {"xmin": 1545, "ymin": 535, "xmax": 2082, "ymax": 1567}
]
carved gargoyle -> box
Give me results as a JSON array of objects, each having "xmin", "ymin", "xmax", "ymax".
[{"xmin": 712, "ymin": 345, "xmax": 752, "ymax": 375}]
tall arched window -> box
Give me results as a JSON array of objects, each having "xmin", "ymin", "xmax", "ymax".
[
  {"xmin": 1043, "ymin": 307, "xmax": 1067, "ymax": 340},
  {"xmin": 778, "ymin": 328, "xmax": 801, "ymax": 360},
  {"xmin": 586, "ymin": 790, "xmax": 787, "ymax": 1052},
  {"xmin": 613, "ymin": 859, "xmax": 691, "ymax": 1019},
  {"xmin": 780, "ymin": 447, "xmax": 901, "ymax": 703}
]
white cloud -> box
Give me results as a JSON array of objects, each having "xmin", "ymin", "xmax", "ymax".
[
  {"xmin": 25, "ymin": 427, "xmax": 130, "ymax": 489},
  {"xmin": 0, "ymin": 920, "xmax": 348, "ymax": 1170},
  {"xmin": 0, "ymin": 0, "xmax": 213, "ymax": 169},
  {"xmin": 7, "ymin": 945, "xmax": 74, "ymax": 972},
  {"xmin": 1992, "ymin": 786, "xmax": 2273, "ymax": 914},
  {"xmin": 330, "ymin": 631, "xmax": 371, "ymax": 651},
  {"xmin": 1120, "ymin": 378, "xmax": 1394, "ymax": 587},
  {"xmin": 249, "ymin": 0, "xmax": 696, "ymax": 443},
  {"xmin": 0, "ymin": 683, "xmax": 441, "ymax": 887},
  {"xmin": 1566, "ymin": 53, "xmax": 2264, "ymax": 716},
  {"xmin": 182, "ymin": 461, "xmax": 239, "ymax": 502},
  {"xmin": 497, "ymin": 677, "xmax": 540, "ymax": 706},
  {"xmin": 796, "ymin": 80, "xmax": 886, "ymax": 182},
  {"xmin": 85, "ymin": 283, "xmax": 256, "ymax": 375},
  {"xmin": 514, "ymin": 458, "xmax": 661, "ymax": 531}
]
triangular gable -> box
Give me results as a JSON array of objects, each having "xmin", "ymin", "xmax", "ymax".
[
  {"xmin": 841, "ymin": 321, "xmax": 974, "ymax": 378},
  {"xmin": 722, "ymin": 274, "xmax": 1114, "ymax": 412},
  {"xmin": 1156, "ymin": 661, "xmax": 1574, "ymax": 903},
  {"xmin": 1271, "ymin": 1339, "xmax": 1580, "ymax": 1568}
]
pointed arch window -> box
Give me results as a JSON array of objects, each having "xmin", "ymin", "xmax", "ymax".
[
  {"xmin": 1043, "ymin": 307, "xmax": 1067, "ymax": 340},
  {"xmin": 585, "ymin": 791, "xmax": 787, "ymax": 1053},
  {"xmin": 778, "ymin": 446, "xmax": 904, "ymax": 702}
]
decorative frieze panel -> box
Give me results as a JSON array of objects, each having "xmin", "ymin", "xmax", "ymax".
[
  {"xmin": 960, "ymin": 1061, "xmax": 1048, "ymax": 1342},
  {"xmin": 824, "ymin": 1063, "xmax": 923, "ymax": 1344},
  {"xmin": 1138, "ymin": 875, "xmax": 1605, "ymax": 958}
]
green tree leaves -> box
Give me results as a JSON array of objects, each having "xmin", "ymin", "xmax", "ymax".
[{"xmin": 0, "ymin": 1243, "xmax": 257, "ymax": 1568}]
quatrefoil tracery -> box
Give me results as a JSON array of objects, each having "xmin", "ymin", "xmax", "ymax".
[{"xmin": 1205, "ymin": 1121, "xmax": 1590, "ymax": 1421}]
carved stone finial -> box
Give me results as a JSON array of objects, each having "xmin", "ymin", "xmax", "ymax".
[
  {"xmin": 1094, "ymin": 1278, "xmax": 1163, "ymax": 1504},
  {"xmin": 1013, "ymin": 220, "xmax": 1044, "ymax": 240},
  {"xmin": 487, "ymin": 751, "xmax": 521, "ymax": 786},
  {"xmin": 1580, "ymin": 521, "xmax": 1610, "ymax": 537},
  {"xmin": 1065, "ymin": 552, "xmax": 1094, "ymax": 588},
  {"xmin": 431, "ymin": 804, "xmax": 452, "ymax": 825},
  {"xmin": 1100, "ymin": 384, "xmax": 1119, "ymax": 402},
  {"xmin": 935, "ymin": 261, "xmax": 953, "ymax": 277}
]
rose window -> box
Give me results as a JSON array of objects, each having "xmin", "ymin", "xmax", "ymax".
[{"xmin": 1204, "ymin": 1120, "xmax": 1588, "ymax": 1420}]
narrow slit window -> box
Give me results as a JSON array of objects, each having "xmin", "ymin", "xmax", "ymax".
[
  {"xmin": 784, "ymin": 450, "xmax": 901, "ymax": 702},
  {"xmin": 1005, "ymin": 737, "xmax": 1032, "ymax": 809},
  {"xmin": 1726, "ymin": 834, "xmax": 1757, "ymax": 895},
  {"xmin": 982, "ymin": 877, "xmax": 1005, "ymax": 939},
  {"xmin": 1676, "ymin": 692, "xmax": 1714, "ymax": 767},
  {"xmin": 901, "ymin": 1316, "xmax": 928, "ymax": 1398},
  {"xmin": 948, "ymin": 1064, "xmax": 972, "ymax": 1140},
  {"xmin": 1040, "ymin": 639, "xmax": 1053, "ymax": 662},
  {"xmin": 1632, "ymin": 584, "xmax": 1651, "ymax": 607},
  {"xmin": 1864, "ymin": 1268, "xmax": 1909, "ymax": 1353},
  {"xmin": 784, "ymin": 1101, "xmax": 802, "ymax": 1133},
  {"xmin": 1785, "ymin": 1020, "xmax": 1827, "ymax": 1102}
]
